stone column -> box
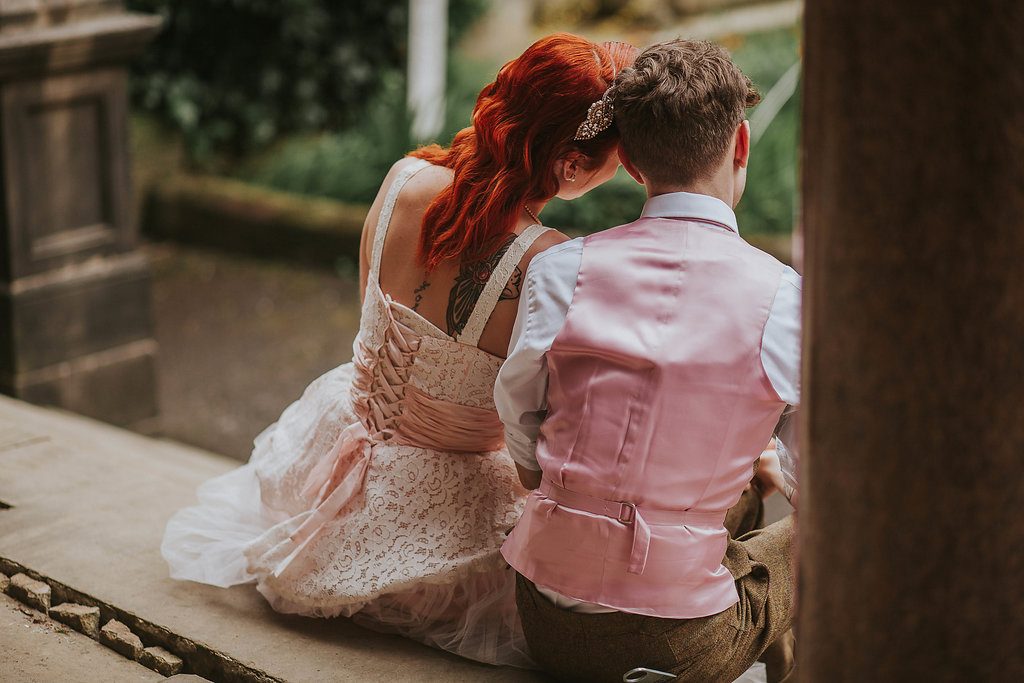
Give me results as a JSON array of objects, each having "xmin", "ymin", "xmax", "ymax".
[
  {"xmin": 407, "ymin": 0, "xmax": 448, "ymax": 142},
  {"xmin": 0, "ymin": 1, "xmax": 161, "ymax": 425},
  {"xmin": 799, "ymin": 1, "xmax": 1024, "ymax": 681}
]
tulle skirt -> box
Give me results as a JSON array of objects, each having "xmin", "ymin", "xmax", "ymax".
[{"xmin": 161, "ymin": 363, "xmax": 533, "ymax": 668}]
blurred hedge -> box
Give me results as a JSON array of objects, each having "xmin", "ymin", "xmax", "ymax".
[
  {"xmin": 730, "ymin": 27, "xmax": 801, "ymax": 237},
  {"xmin": 234, "ymin": 56, "xmax": 493, "ymax": 205},
  {"xmin": 127, "ymin": 0, "xmax": 488, "ymax": 161}
]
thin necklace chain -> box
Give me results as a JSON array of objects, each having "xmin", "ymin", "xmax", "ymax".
[{"xmin": 524, "ymin": 204, "xmax": 542, "ymax": 225}]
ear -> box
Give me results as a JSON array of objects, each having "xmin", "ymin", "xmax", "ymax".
[
  {"xmin": 558, "ymin": 152, "xmax": 583, "ymax": 181},
  {"xmin": 734, "ymin": 120, "xmax": 751, "ymax": 169},
  {"xmin": 617, "ymin": 142, "xmax": 645, "ymax": 185}
]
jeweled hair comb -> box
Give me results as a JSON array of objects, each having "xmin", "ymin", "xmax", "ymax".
[
  {"xmin": 574, "ymin": 41, "xmax": 635, "ymax": 142},
  {"xmin": 574, "ymin": 94, "xmax": 614, "ymax": 141}
]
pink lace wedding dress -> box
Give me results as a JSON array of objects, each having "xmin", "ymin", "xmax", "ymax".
[{"xmin": 161, "ymin": 159, "xmax": 549, "ymax": 668}]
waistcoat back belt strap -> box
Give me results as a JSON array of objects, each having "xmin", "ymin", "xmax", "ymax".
[{"xmin": 539, "ymin": 478, "xmax": 727, "ymax": 575}]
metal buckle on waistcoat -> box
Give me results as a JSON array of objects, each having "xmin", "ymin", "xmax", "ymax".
[
  {"xmin": 617, "ymin": 501, "xmax": 637, "ymax": 524},
  {"xmin": 623, "ymin": 667, "xmax": 677, "ymax": 682}
]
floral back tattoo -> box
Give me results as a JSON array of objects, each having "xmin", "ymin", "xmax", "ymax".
[{"xmin": 411, "ymin": 233, "xmax": 524, "ymax": 338}]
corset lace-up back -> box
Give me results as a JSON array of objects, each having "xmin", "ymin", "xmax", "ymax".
[{"xmin": 353, "ymin": 158, "xmax": 548, "ymax": 452}]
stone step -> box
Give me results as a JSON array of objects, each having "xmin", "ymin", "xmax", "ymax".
[{"xmin": 0, "ymin": 396, "xmax": 537, "ymax": 683}]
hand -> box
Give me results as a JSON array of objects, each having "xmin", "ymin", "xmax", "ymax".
[
  {"xmin": 515, "ymin": 463, "xmax": 541, "ymax": 491},
  {"xmin": 753, "ymin": 450, "xmax": 787, "ymax": 500}
]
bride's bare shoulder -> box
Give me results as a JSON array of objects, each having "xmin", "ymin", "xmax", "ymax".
[
  {"xmin": 364, "ymin": 158, "xmax": 450, "ymax": 231},
  {"xmin": 371, "ymin": 157, "xmax": 451, "ymax": 201},
  {"xmin": 394, "ymin": 157, "xmax": 452, "ymax": 207}
]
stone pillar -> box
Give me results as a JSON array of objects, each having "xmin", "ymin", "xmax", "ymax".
[
  {"xmin": 407, "ymin": 0, "xmax": 448, "ymax": 142},
  {"xmin": 0, "ymin": 1, "xmax": 161, "ymax": 425},
  {"xmin": 799, "ymin": 2, "xmax": 1024, "ymax": 681}
]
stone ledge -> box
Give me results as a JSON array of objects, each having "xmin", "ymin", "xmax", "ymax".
[
  {"xmin": 144, "ymin": 174, "xmax": 367, "ymax": 269},
  {"xmin": 0, "ymin": 395, "xmax": 536, "ymax": 682},
  {"xmin": 143, "ymin": 173, "xmax": 796, "ymax": 270},
  {"xmin": 0, "ymin": 590, "xmax": 164, "ymax": 682},
  {"xmin": 0, "ymin": 12, "xmax": 162, "ymax": 78}
]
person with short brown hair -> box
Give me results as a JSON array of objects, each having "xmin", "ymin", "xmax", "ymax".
[
  {"xmin": 614, "ymin": 39, "xmax": 762, "ymax": 188},
  {"xmin": 495, "ymin": 39, "xmax": 801, "ymax": 682}
]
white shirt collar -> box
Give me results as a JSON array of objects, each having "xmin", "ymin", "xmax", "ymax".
[{"xmin": 640, "ymin": 191, "xmax": 739, "ymax": 234}]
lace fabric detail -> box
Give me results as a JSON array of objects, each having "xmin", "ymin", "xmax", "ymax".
[
  {"xmin": 410, "ymin": 336, "xmax": 503, "ymax": 410},
  {"xmin": 250, "ymin": 443, "xmax": 525, "ymax": 608},
  {"xmin": 250, "ymin": 363, "xmax": 357, "ymax": 518},
  {"xmin": 352, "ymin": 295, "xmax": 421, "ymax": 440}
]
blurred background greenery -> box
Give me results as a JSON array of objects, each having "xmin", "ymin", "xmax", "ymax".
[{"xmin": 128, "ymin": 0, "xmax": 800, "ymax": 241}]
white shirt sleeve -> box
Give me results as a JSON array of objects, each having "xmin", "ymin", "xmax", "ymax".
[
  {"xmin": 494, "ymin": 239, "xmax": 584, "ymax": 472},
  {"xmin": 761, "ymin": 265, "xmax": 803, "ymax": 503}
]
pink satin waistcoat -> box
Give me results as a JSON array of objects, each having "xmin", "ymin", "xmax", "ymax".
[{"xmin": 501, "ymin": 216, "xmax": 787, "ymax": 618}]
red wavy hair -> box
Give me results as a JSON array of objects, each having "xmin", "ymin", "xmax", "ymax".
[{"xmin": 410, "ymin": 34, "xmax": 637, "ymax": 271}]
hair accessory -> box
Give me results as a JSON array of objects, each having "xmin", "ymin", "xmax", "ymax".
[{"xmin": 574, "ymin": 93, "xmax": 615, "ymax": 141}]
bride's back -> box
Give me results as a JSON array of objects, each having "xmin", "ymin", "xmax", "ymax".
[{"xmin": 360, "ymin": 158, "xmax": 566, "ymax": 358}]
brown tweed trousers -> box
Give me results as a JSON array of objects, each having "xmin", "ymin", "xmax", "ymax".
[{"xmin": 515, "ymin": 487, "xmax": 796, "ymax": 683}]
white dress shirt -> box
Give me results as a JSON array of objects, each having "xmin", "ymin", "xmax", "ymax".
[{"xmin": 494, "ymin": 192, "xmax": 802, "ymax": 613}]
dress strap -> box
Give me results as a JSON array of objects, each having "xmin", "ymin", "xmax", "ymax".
[
  {"xmin": 457, "ymin": 223, "xmax": 552, "ymax": 346},
  {"xmin": 368, "ymin": 158, "xmax": 433, "ymax": 285}
]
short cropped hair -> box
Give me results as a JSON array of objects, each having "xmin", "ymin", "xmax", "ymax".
[{"xmin": 612, "ymin": 39, "xmax": 761, "ymax": 186}]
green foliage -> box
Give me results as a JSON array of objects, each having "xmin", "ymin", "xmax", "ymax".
[
  {"xmin": 236, "ymin": 57, "xmax": 495, "ymax": 205},
  {"xmin": 237, "ymin": 73, "xmax": 412, "ymax": 204},
  {"xmin": 235, "ymin": 25, "xmax": 801, "ymax": 238},
  {"xmin": 539, "ymin": 168, "xmax": 647, "ymax": 232},
  {"xmin": 731, "ymin": 27, "xmax": 801, "ymax": 236},
  {"xmin": 127, "ymin": 0, "xmax": 488, "ymax": 162}
]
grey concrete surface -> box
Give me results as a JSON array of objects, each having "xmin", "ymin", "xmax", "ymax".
[
  {"xmin": 0, "ymin": 592, "xmax": 163, "ymax": 683},
  {"xmin": 0, "ymin": 396, "xmax": 539, "ymax": 682},
  {"xmin": 146, "ymin": 243, "xmax": 362, "ymax": 461}
]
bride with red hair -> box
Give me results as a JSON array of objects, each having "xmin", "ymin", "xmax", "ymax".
[{"xmin": 163, "ymin": 34, "xmax": 637, "ymax": 667}]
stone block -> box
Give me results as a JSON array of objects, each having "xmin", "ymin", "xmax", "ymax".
[
  {"xmin": 99, "ymin": 619, "xmax": 143, "ymax": 660},
  {"xmin": 9, "ymin": 345, "xmax": 158, "ymax": 426},
  {"xmin": 0, "ymin": 8, "xmax": 162, "ymax": 81},
  {"xmin": 0, "ymin": 254, "xmax": 155, "ymax": 374},
  {"xmin": 9, "ymin": 573, "xmax": 50, "ymax": 612},
  {"xmin": 166, "ymin": 676, "xmax": 213, "ymax": 683},
  {"xmin": 140, "ymin": 646, "xmax": 183, "ymax": 676},
  {"xmin": 50, "ymin": 602, "xmax": 101, "ymax": 639},
  {"xmin": 0, "ymin": 572, "xmax": 9, "ymax": 593}
]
